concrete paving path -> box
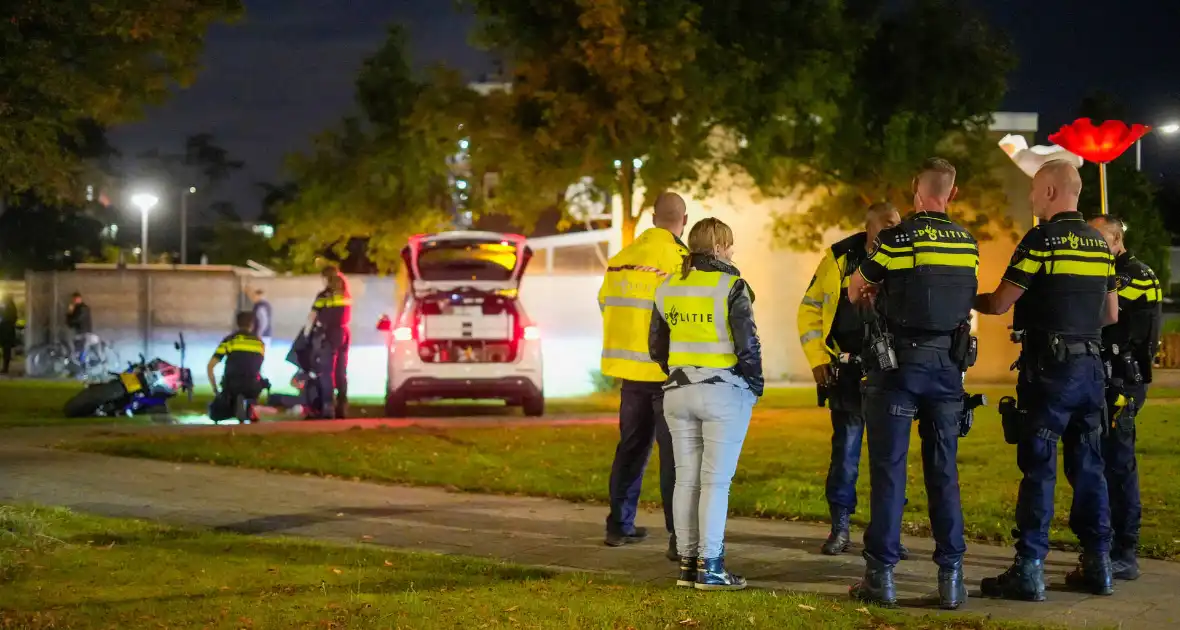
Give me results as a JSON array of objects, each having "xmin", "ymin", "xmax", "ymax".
[{"xmin": 1, "ymin": 424, "xmax": 1177, "ymax": 629}]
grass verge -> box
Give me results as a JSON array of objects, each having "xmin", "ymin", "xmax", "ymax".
[
  {"xmin": 0, "ymin": 504, "xmax": 1048, "ymax": 629},
  {"xmin": 73, "ymin": 397, "xmax": 1180, "ymax": 561},
  {"xmin": 0, "ymin": 379, "xmax": 627, "ymax": 428}
]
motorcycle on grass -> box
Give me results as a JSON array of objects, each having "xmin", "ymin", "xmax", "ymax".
[{"xmin": 63, "ymin": 334, "xmax": 194, "ymax": 418}]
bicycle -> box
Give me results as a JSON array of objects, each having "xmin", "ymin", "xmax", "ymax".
[{"xmin": 26, "ymin": 332, "xmax": 120, "ymax": 380}]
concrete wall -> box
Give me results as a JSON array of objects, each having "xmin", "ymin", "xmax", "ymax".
[{"xmin": 23, "ymin": 268, "xmax": 400, "ymax": 397}]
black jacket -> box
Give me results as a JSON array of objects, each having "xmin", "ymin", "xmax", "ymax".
[
  {"xmin": 648, "ymin": 254, "xmax": 764, "ymax": 395},
  {"xmin": 66, "ymin": 302, "xmax": 92, "ymax": 334}
]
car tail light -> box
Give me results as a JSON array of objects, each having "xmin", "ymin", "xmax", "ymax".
[
  {"xmin": 393, "ymin": 326, "xmax": 414, "ymax": 341},
  {"xmin": 522, "ymin": 325, "xmax": 540, "ymax": 341}
]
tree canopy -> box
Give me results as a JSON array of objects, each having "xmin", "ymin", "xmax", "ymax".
[
  {"xmin": 275, "ymin": 25, "xmax": 477, "ymax": 273},
  {"xmin": 462, "ymin": 0, "xmax": 862, "ymax": 245},
  {"xmin": 0, "ymin": 0, "xmax": 243, "ymax": 199},
  {"xmin": 758, "ymin": 0, "xmax": 1016, "ymax": 248}
]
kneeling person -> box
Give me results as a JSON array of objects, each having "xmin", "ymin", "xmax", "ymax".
[{"xmin": 208, "ymin": 311, "xmax": 267, "ymax": 423}]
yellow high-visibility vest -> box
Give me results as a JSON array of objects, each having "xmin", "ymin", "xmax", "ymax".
[
  {"xmin": 598, "ymin": 228, "xmax": 687, "ymax": 382},
  {"xmin": 655, "ymin": 269, "xmax": 738, "ymax": 369}
]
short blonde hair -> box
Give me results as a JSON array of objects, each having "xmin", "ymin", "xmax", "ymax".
[{"xmin": 680, "ymin": 218, "xmax": 734, "ymax": 279}]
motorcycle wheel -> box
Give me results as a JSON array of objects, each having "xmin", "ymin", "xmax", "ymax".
[{"xmin": 63, "ymin": 381, "xmax": 127, "ymax": 418}]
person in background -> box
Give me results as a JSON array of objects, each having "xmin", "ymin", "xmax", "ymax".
[
  {"xmin": 598, "ymin": 192, "xmax": 688, "ymax": 559},
  {"xmin": 303, "ymin": 266, "xmax": 351, "ymax": 419},
  {"xmin": 797, "ymin": 202, "xmax": 905, "ymax": 558},
  {"xmin": 0, "ymin": 295, "xmax": 17, "ymax": 374},
  {"xmin": 207, "ymin": 311, "xmax": 267, "ymax": 423},
  {"xmin": 650, "ymin": 217, "xmax": 762, "ymax": 591},
  {"xmin": 65, "ymin": 291, "xmax": 97, "ymax": 359},
  {"xmin": 249, "ymin": 288, "xmax": 273, "ymax": 349},
  {"xmin": 1090, "ymin": 215, "xmax": 1161, "ymax": 582}
]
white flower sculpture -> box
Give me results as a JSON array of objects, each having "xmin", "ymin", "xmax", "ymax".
[{"xmin": 997, "ymin": 134, "xmax": 1084, "ymax": 179}]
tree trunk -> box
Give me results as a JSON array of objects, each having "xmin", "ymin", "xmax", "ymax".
[{"xmin": 619, "ymin": 163, "xmax": 638, "ymax": 247}]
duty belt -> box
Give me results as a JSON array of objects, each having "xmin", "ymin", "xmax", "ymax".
[{"xmin": 894, "ymin": 334, "xmax": 952, "ymax": 363}]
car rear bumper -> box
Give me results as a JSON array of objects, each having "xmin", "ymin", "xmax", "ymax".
[{"xmin": 393, "ymin": 376, "xmax": 541, "ymax": 402}]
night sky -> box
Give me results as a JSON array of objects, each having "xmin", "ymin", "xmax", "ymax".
[{"xmin": 109, "ymin": 0, "xmax": 1180, "ymax": 221}]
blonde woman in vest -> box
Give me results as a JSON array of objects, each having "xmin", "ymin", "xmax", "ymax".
[{"xmin": 649, "ymin": 217, "xmax": 763, "ymax": 591}]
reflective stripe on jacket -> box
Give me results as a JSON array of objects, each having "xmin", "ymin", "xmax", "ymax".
[
  {"xmin": 655, "ymin": 269, "xmax": 739, "ymax": 369},
  {"xmin": 797, "ymin": 234, "xmax": 863, "ymax": 370},
  {"xmin": 598, "ymin": 228, "xmax": 688, "ymax": 381}
]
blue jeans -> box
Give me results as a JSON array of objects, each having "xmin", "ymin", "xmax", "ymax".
[
  {"xmin": 1105, "ymin": 383, "xmax": 1146, "ymax": 552},
  {"xmin": 827, "ymin": 372, "xmax": 865, "ymax": 512},
  {"xmin": 1013, "ymin": 354, "xmax": 1111, "ymax": 559},
  {"xmin": 863, "ymin": 346, "xmax": 966, "ymax": 569},
  {"xmin": 665, "ymin": 383, "xmax": 756, "ymax": 559},
  {"xmin": 606, "ymin": 380, "xmax": 675, "ymax": 535}
]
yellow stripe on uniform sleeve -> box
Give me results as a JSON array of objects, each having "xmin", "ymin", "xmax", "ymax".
[{"xmin": 1012, "ymin": 258, "xmax": 1042, "ymax": 274}]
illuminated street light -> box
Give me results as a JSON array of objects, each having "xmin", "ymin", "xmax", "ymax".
[
  {"xmin": 1136, "ymin": 121, "xmax": 1180, "ymax": 171},
  {"xmin": 130, "ymin": 192, "xmax": 159, "ymax": 264}
]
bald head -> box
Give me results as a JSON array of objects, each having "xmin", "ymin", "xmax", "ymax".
[
  {"xmin": 864, "ymin": 202, "xmax": 901, "ymax": 250},
  {"xmin": 1029, "ymin": 160, "xmax": 1082, "ymax": 219},
  {"xmin": 913, "ymin": 158, "xmax": 958, "ymax": 212},
  {"xmin": 1089, "ymin": 215, "xmax": 1126, "ymax": 255},
  {"xmin": 652, "ymin": 192, "xmax": 688, "ymax": 238}
]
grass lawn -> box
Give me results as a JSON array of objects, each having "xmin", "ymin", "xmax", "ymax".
[
  {"xmin": 0, "ymin": 378, "xmax": 628, "ymax": 428},
  {"xmin": 0, "ymin": 505, "xmax": 1048, "ymax": 630},
  {"xmin": 73, "ymin": 392, "xmax": 1180, "ymax": 561}
]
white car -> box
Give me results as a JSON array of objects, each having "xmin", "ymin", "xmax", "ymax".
[{"xmin": 379, "ymin": 231, "xmax": 544, "ymax": 417}]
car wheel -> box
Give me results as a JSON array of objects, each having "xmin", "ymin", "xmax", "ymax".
[
  {"xmin": 522, "ymin": 392, "xmax": 544, "ymax": 417},
  {"xmin": 385, "ymin": 391, "xmax": 408, "ymax": 417}
]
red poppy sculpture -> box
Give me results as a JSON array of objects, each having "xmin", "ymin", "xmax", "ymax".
[{"xmin": 1048, "ymin": 118, "xmax": 1152, "ymax": 214}]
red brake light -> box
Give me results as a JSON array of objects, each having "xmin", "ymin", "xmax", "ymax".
[
  {"xmin": 523, "ymin": 325, "xmax": 540, "ymax": 341},
  {"xmin": 393, "ymin": 326, "xmax": 413, "ymax": 341}
]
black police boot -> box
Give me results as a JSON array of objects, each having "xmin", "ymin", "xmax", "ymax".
[
  {"xmin": 850, "ymin": 553, "xmax": 897, "ymax": 607},
  {"xmin": 604, "ymin": 526, "xmax": 648, "ymax": 547},
  {"xmin": 980, "ymin": 556, "xmax": 1046, "ymax": 602},
  {"xmin": 695, "ymin": 556, "xmax": 747, "ymax": 591},
  {"xmin": 899, "ymin": 542, "xmax": 910, "ymax": 561},
  {"xmin": 938, "ymin": 561, "xmax": 968, "ymax": 610},
  {"xmin": 676, "ymin": 555, "xmax": 698, "ymax": 588},
  {"xmin": 1111, "ymin": 545, "xmax": 1140, "ymax": 581},
  {"xmin": 821, "ymin": 507, "xmax": 851, "ymax": 555},
  {"xmin": 1065, "ymin": 552, "xmax": 1115, "ymax": 596},
  {"xmin": 666, "ymin": 533, "xmax": 679, "ymax": 562}
]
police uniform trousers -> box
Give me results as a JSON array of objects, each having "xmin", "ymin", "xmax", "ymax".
[
  {"xmin": 1014, "ymin": 352, "xmax": 1112, "ymax": 560},
  {"xmin": 314, "ymin": 329, "xmax": 350, "ymax": 418},
  {"xmin": 862, "ymin": 339, "xmax": 966, "ymax": 568},
  {"xmin": 827, "ymin": 367, "xmax": 866, "ymax": 513},
  {"xmin": 606, "ymin": 379, "xmax": 675, "ymax": 536},
  {"xmin": 1104, "ymin": 381, "xmax": 1146, "ymax": 555}
]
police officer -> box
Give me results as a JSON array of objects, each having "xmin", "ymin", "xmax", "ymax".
[
  {"xmin": 598, "ymin": 192, "xmax": 688, "ymax": 559},
  {"xmin": 846, "ymin": 158, "xmax": 977, "ymax": 610},
  {"xmin": 798, "ymin": 202, "xmax": 905, "ymax": 557},
  {"xmin": 974, "ymin": 161, "xmax": 1119, "ymax": 600},
  {"xmin": 1090, "ymin": 215, "xmax": 1161, "ymax": 581},
  {"xmin": 206, "ymin": 311, "xmax": 267, "ymax": 423},
  {"xmin": 303, "ymin": 266, "xmax": 351, "ymax": 419}
]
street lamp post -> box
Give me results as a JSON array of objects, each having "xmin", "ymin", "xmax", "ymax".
[
  {"xmin": 131, "ymin": 193, "xmax": 159, "ymax": 265},
  {"xmin": 180, "ymin": 186, "xmax": 196, "ymax": 264},
  {"xmin": 1136, "ymin": 122, "xmax": 1180, "ymax": 171}
]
